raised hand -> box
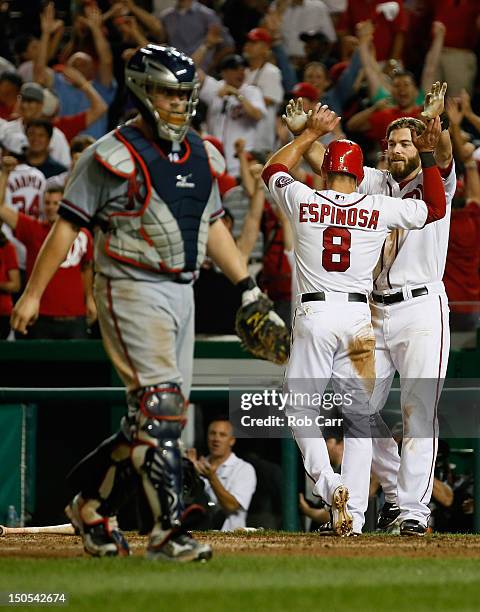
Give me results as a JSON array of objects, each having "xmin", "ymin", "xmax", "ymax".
[
  {"xmin": 40, "ymin": 2, "xmax": 64, "ymax": 35},
  {"xmin": 422, "ymin": 81, "xmax": 447, "ymax": 120},
  {"xmin": 305, "ymin": 103, "xmax": 341, "ymax": 138},
  {"xmin": 445, "ymin": 98, "xmax": 463, "ymax": 127},
  {"xmin": 412, "ymin": 116, "xmax": 442, "ymax": 152},
  {"xmin": 282, "ymin": 97, "xmax": 310, "ymax": 135}
]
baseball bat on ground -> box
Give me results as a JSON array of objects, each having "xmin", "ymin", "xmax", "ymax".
[{"xmin": 0, "ymin": 523, "xmax": 76, "ymax": 536}]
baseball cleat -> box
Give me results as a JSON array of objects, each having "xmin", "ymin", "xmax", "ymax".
[
  {"xmin": 377, "ymin": 501, "xmax": 401, "ymax": 531},
  {"xmin": 65, "ymin": 494, "xmax": 130, "ymax": 557},
  {"xmin": 315, "ymin": 521, "xmax": 334, "ymax": 536},
  {"xmin": 147, "ymin": 530, "xmax": 213, "ymax": 563},
  {"xmin": 331, "ymin": 485, "xmax": 353, "ymax": 536},
  {"xmin": 400, "ymin": 519, "xmax": 427, "ymax": 536}
]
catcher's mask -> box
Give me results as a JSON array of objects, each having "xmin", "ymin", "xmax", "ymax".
[
  {"xmin": 322, "ymin": 139, "xmax": 364, "ymax": 185},
  {"xmin": 125, "ymin": 44, "xmax": 199, "ymax": 142}
]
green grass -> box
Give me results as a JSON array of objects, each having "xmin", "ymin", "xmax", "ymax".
[{"xmin": 0, "ymin": 556, "xmax": 479, "ymax": 611}]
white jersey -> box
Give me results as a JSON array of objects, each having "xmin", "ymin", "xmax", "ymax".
[
  {"xmin": 358, "ymin": 163, "xmax": 456, "ymax": 291},
  {"xmin": 266, "ymin": 169, "xmax": 429, "ymax": 295},
  {"xmin": 4, "ymin": 163, "xmax": 46, "ymax": 270},
  {"xmin": 200, "ymin": 75, "xmax": 267, "ymax": 175}
]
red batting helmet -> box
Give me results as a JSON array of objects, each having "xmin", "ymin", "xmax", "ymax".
[{"xmin": 322, "ymin": 139, "xmax": 364, "ymax": 184}]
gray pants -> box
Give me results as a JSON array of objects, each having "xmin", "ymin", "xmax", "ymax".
[{"xmin": 95, "ymin": 274, "xmax": 194, "ymax": 395}]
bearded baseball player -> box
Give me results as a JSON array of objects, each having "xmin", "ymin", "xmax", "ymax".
[
  {"xmin": 10, "ymin": 44, "xmax": 287, "ymax": 562},
  {"xmin": 287, "ymin": 82, "xmax": 454, "ymax": 535},
  {"xmin": 262, "ymin": 104, "xmax": 446, "ymax": 536}
]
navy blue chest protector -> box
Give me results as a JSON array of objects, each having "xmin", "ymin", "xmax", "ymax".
[{"xmin": 116, "ymin": 126, "xmax": 213, "ymax": 271}]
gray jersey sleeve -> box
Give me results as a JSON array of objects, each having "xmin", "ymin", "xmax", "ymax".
[{"xmin": 59, "ymin": 144, "xmax": 125, "ymax": 227}]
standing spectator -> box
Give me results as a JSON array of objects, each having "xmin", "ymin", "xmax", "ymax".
[
  {"xmin": 433, "ymin": 0, "xmax": 479, "ymax": 95},
  {"xmin": 443, "ymin": 98, "xmax": 480, "ymax": 331},
  {"xmin": 0, "ymin": 73, "xmax": 22, "ymax": 120},
  {"xmin": 0, "ymin": 167, "xmax": 95, "ymax": 339},
  {"xmin": 346, "ymin": 71, "xmax": 423, "ymax": 148},
  {"xmin": 34, "ymin": 3, "xmax": 117, "ymax": 139},
  {"xmin": 47, "ymin": 66, "xmax": 108, "ymax": 144},
  {"xmin": 337, "ymin": 0, "xmax": 408, "ymax": 62},
  {"xmin": 0, "ymin": 231, "xmax": 20, "ymax": 338},
  {"xmin": 1, "ymin": 130, "xmax": 46, "ymax": 279},
  {"xmin": 188, "ymin": 419, "xmax": 257, "ymax": 531},
  {"xmin": 199, "ymin": 54, "xmax": 266, "ymax": 176},
  {"xmin": 279, "ymin": 0, "xmax": 337, "ymax": 64},
  {"xmin": 25, "ymin": 120, "xmax": 68, "ymax": 179},
  {"xmin": 3, "ymin": 83, "xmax": 71, "ymax": 167},
  {"xmin": 160, "ymin": 0, "xmax": 234, "ymax": 68},
  {"xmin": 243, "ymin": 28, "xmax": 284, "ymax": 154},
  {"xmin": 358, "ymin": 20, "xmax": 445, "ymax": 108}
]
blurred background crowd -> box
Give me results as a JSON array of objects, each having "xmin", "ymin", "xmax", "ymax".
[
  {"xmin": 0, "ymin": 0, "xmax": 479, "ymax": 533},
  {"xmin": 0, "ymin": 0, "xmax": 479, "ymax": 340}
]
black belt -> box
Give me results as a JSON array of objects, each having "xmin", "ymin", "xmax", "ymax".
[
  {"xmin": 301, "ymin": 292, "xmax": 367, "ymax": 304},
  {"xmin": 372, "ymin": 287, "xmax": 428, "ymax": 305}
]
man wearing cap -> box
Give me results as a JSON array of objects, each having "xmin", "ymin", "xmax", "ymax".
[
  {"xmin": 2, "ymin": 82, "xmax": 71, "ymax": 167},
  {"xmin": 243, "ymin": 28, "xmax": 284, "ymax": 154},
  {"xmin": 199, "ymin": 54, "xmax": 267, "ymax": 176},
  {"xmin": 279, "ymin": 0, "xmax": 336, "ymax": 63}
]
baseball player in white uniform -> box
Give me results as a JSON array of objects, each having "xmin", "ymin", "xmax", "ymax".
[
  {"xmin": 286, "ymin": 82, "xmax": 454, "ymax": 535},
  {"xmin": 262, "ymin": 104, "xmax": 447, "ymax": 535}
]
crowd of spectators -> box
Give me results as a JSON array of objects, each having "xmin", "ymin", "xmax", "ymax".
[
  {"xmin": 0, "ymin": 1, "xmax": 478, "ymax": 337},
  {"xmin": 0, "ymin": 0, "xmax": 478, "ymax": 533}
]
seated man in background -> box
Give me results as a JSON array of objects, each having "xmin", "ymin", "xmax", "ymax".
[{"xmin": 187, "ymin": 418, "xmax": 256, "ymax": 531}]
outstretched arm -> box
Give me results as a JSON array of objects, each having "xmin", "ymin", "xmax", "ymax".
[
  {"xmin": 265, "ymin": 104, "xmax": 340, "ymax": 173},
  {"xmin": 281, "ymin": 98, "xmax": 327, "ymax": 174},
  {"xmin": 421, "ymin": 22, "xmax": 446, "ymax": 93},
  {"xmin": 422, "ymin": 81, "xmax": 453, "ymax": 169},
  {"xmin": 236, "ymin": 165, "xmax": 265, "ymax": 261}
]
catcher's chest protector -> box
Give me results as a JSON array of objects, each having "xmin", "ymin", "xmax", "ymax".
[{"xmin": 101, "ymin": 126, "xmax": 214, "ymax": 273}]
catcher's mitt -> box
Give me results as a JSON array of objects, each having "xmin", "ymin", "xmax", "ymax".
[{"xmin": 235, "ymin": 290, "xmax": 290, "ymax": 365}]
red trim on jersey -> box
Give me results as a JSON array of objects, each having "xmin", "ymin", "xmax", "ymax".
[
  {"xmin": 105, "ymin": 130, "xmax": 184, "ymax": 274},
  {"xmin": 316, "ymin": 192, "xmax": 367, "ymax": 208},
  {"xmin": 262, "ymin": 164, "xmax": 289, "ymax": 186},
  {"xmin": 152, "ymin": 137, "xmax": 191, "ymax": 165},
  {"xmin": 439, "ymin": 161, "xmax": 453, "ymax": 179},
  {"xmin": 107, "ymin": 278, "xmax": 140, "ymax": 389},
  {"xmin": 94, "ymin": 150, "xmax": 135, "ymax": 179},
  {"xmin": 61, "ymin": 198, "xmax": 92, "ymax": 222},
  {"xmin": 423, "ymin": 166, "xmax": 447, "ymax": 224},
  {"xmin": 421, "ymin": 295, "xmax": 444, "ymax": 503}
]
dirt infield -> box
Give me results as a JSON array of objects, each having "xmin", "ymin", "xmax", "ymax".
[{"xmin": 1, "ymin": 532, "xmax": 480, "ymax": 559}]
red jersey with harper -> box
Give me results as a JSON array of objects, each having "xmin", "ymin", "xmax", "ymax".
[{"xmin": 15, "ymin": 213, "xmax": 93, "ymax": 316}]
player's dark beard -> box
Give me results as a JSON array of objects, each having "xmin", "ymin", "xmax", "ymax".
[{"xmin": 388, "ymin": 153, "xmax": 420, "ymax": 181}]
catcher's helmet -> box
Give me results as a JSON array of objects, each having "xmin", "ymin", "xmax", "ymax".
[
  {"xmin": 322, "ymin": 139, "xmax": 364, "ymax": 185},
  {"xmin": 125, "ymin": 44, "xmax": 199, "ymax": 142}
]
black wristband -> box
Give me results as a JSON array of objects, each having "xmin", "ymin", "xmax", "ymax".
[
  {"xmin": 439, "ymin": 111, "xmax": 449, "ymax": 131},
  {"xmin": 419, "ymin": 152, "xmax": 436, "ymax": 168},
  {"xmin": 236, "ymin": 276, "xmax": 256, "ymax": 294}
]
